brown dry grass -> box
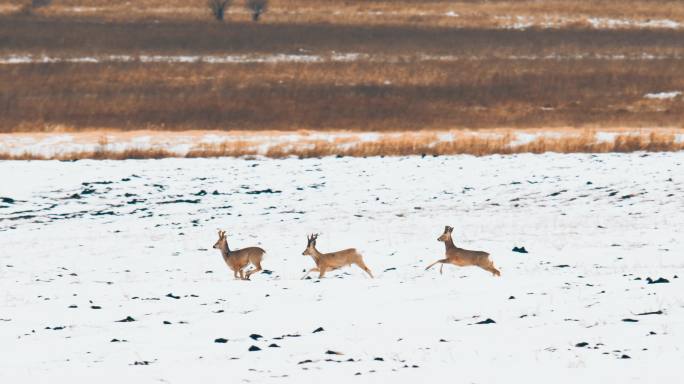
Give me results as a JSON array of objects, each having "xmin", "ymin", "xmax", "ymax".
[
  {"xmin": 3, "ymin": 14, "xmax": 684, "ymax": 57},
  {"xmin": 2, "ymin": 3, "xmax": 684, "ymax": 138},
  {"xmin": 2, "ymin": 59, "xmax": 683, "ymax": 132},
  {"xmin": 1, "ymin": 130, "xmax": 681, "ymax": 160},
  {"xmin": 3, "ymin": 0, "xmax": 684, "ymax": 27}
]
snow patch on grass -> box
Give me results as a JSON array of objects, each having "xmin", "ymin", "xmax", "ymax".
[{"xmin": 644, "ymin": 91, "xmax": 682, "ymax": 100}]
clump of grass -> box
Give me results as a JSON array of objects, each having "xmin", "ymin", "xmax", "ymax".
[{"xmin": 186, "ymin": 141, "xmax": 259, "ymax": 157}]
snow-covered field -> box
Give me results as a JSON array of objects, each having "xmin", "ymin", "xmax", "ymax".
[
  {"xmin": 3, "ymin": 52, "xmax": 684, "ymax": 65},
  {"xmin": 1, "ymin": 153, "xmax": 682, "ymax": 383}
]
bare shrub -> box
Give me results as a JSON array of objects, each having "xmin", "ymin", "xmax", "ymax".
[
  {"xmin": 247, "ymin": 0, "xmax": 268, "ymax": 21},
  {"xmin": 208, "ymin": 0, "xmax": 231, "ymax": 21},
  {"xmin": 20, "ymin": 0, "xmax": 52, "ymax": 14}
]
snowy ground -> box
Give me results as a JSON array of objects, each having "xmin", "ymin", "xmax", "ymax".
[{"xmin": 0, "ymin": 153, "xmax": 682, "ymax": 383}]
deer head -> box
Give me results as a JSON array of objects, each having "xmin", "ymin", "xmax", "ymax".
[
  {"xmin": 437, "ymin": 225, "xmax": 454, "ymax": 242},
  {"xmin": 302, "ymin": 233, "xmax": 319, "ymax": 256},
  {"xmin": 213, "ymin": 229, "xmax": 228, "ymax": 250}
]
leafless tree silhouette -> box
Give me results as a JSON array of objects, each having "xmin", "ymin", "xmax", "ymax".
[
  {"xmin": 208, "ymin": 0, "xmax": 231, "ymax": 21},
  {"xmin": 247, "ymin": 0, "xmax": 268, "ymax": 22}
]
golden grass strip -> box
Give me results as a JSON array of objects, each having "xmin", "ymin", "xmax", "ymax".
[{"xmin": 1, "ymin": 130, "xmax": 681, "ymax": 160}]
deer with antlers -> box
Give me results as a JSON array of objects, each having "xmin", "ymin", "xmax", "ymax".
[
  {"xmin": 301, "ymin": 233, "xmax": 374, "ymax": 279},
  {"xmin": 425, "ymin": 226, "xmax": 501, "ymax": 277},
  {"xmin": 212, "ymin": 230, "xmax": 265, "ymax": 280}
]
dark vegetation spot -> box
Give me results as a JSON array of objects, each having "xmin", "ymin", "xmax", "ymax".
[
  {"xmin": 91, "ymin": 305, "xmax": 101, "ymax": 309},
  {"xmin": 548, "ymin": 190, "xmax": 567, "ymax": 197},
  {"xmin": 261, "ymin": 270, "xmax": 273, "ymax": 275},
  {"xmin": 298, "ymin": 360, "xmax": 313, "ymax": 365},
  {"xmin": 246, "ymin": 189, "xmax": 281, "ymax": 195},
  {"xmin": 622, "ymin": 318, "xmax": 639, "ymax": 322},
  {"xmin": 508, "ymin": 296, "xmax": 515, "ymax": 300},
  {"xmin": 620, "ymin": 354, "xmax": 631, "ymax": 359},
  {"xmin": 269, "ymin": 343, "xmax": 280, "ymax": 348},
  {"xmin": 194, "ymin": 190, "xmax": 207, "ymax": 196},
  {"xmin": 637, "ymin": 310, "xmax": 663, "ymax": 316},
  {"xmin": 249, "ymin": 334, "xmax": 263, "ymax": 340},
  {"xmin": 555, "ymin": 264, "xmax": 570, "ymax": 268},
  {"xmin": 116, "ymin": 316, "xmax": 136, "ymax": 322},
  {"xmin": 313, "ymin": 327, "xmax": 325, "ymax": 333},
  {"xmin": 133, "ymin": 361, "xmax": 151, "ymax": 365},
  {"xmin": 276, "ymin": 333, "xmax": 301, "ymax": 339},
  {"xmin": 384, "ymin": 267, "xmax": 396, "ymax": 272},
  {"xmin": 575, "ymin": 342, "xmax": 589, "ymax": 347},
  {"xmin": 214, "ymin": 338, "xmax": 228, "ymax": 343},
  {"xmin": 1, "ymin": 197, "xmax": 15, "ymax": 204},
  {"xmin": 475, "ymin": 318, "xmax": 496, "ymax": 325},
  {"xmin": 157, "ymin": 199, "xmax": 200, "ymax": 204},
  {"xmin": 512, "ymin": 246, "xmax": 528, "ymax": 253},
  {"xmin": 374, "ymin": 357, "xmax": 384, "ymax": 361},
  {"xmin": 92, "ymin": 210, "xmax": 115, "ymax": 216},
  {"xmin": 163, "ymin": 321, "xmax": 172, "ymax": 325},
  {"xmin": 646, "ymin": 277, "xmax": 669, "ymax": 284},
  {"xmin": 326, "ymin": 350, "xmax": 343, "ymax": 355},
  {"xmin": 68, "ymin": 305, "xmax": 77, "ymax": 308},
  {"xmin": 439, "ymin": 339, "xmax": 447, "ymax": 343},
  {"xmin": 248, "ymin": 345, "xmax": 261, "ymax": 352},
  {"xmin": 166, "ymin": 293, "xmax": 180, "ymax": 299}
]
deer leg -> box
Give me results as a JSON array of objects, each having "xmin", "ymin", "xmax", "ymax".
[
  {"xmin": 301, "ymin": 267, "xmax": 319, "ymax": 280},
  {"xmin": 479, "ymin": 261, "xmax": 501, "ymax": 277},
  {"xmin": 318, "ymin": 266, "xmax": 327, "ymax": 279},
  {"xmin": 355, "ymin": 260, "xmax": 374, "ymax": 279},
  {"xmin": 489, "ymin": 262, "xmax": 501, "ymax": 277},
  {"xmin": 425, "ymin": 259, "xmax": 448, "ymax": 272},
  {"xmin": 246, "ymin": 261, "xmax": 262, "ymax": 279}
]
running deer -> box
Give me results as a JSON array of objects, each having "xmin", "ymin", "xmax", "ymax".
[
  {"xmin": 212, "ymin": 230, "xmax": 265, "ymax": 280},
  {"xmin": 425, "ymin": 226, "xmax": 501, "ymax": 276},
  {"xmin": 301, "ymin": 233, "xmax": 374, "ymax": 279}
]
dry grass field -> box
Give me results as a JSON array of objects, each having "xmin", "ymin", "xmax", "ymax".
[
  {"xmin": 3, "ymin": 59, "xmax": 683, "ymax": 133},
  {"xmin": 3, "ymin": 0, "xmax": 684, "ymax": 26},
  {"xmin": 1, "ymin": 0, "xmax": 683, "ymax": 156}
]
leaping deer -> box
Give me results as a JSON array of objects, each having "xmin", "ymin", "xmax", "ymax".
[
  {"xmin": 425, "ymin": 226, "xmax": 501, "ymax": 276},
  {"xmin": 301, "ymin": 233, "xmax": 374, "ymax": 279},
  {"xmin": 212, "ymin": 230, "xmax": 265, "ymax": 280}
]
